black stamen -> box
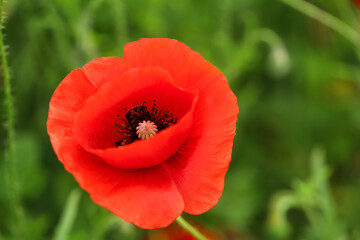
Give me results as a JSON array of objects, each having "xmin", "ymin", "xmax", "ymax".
[{"xmin": 115, "ymin": 101, "xmax": 177, "ymax": 146}]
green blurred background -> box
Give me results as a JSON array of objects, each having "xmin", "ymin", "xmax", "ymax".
[{"xmin": 1, "ymin": 0, "xmax": 360, "ymax": 239}]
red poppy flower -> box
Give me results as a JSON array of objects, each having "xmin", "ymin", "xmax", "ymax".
[
  {"xmin": 47, "ymin": 38, "xmax": 238, "ymax": 229},
  {"xmin": 354, "ymin": 0, "xmax": 360, "ymax": 7}
]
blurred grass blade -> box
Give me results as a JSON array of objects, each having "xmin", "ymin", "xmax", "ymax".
[
  {"xmin": 279, "ymin": 0, "xmax": 360, "ymax": 48},
  {"xmin": 52, "ymin": 188, "xmax": 81, "ymax": 240}
]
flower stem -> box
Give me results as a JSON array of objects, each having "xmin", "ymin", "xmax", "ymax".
[
  {"xmin": 0, "ymin": 0, "xmax": 24, "ymax": 238},
  {"xmin": 279, "ymin": 0, "xmax": 360, "ymax": 48},
  {"xmin": 176, "ymin": 216, "xmax": 208, "ymax": 240}
]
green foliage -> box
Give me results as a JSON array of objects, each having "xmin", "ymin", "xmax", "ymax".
[
  {"xmin": 1, "ymin": 0, "xmax": 360, "ymax": 239},
  {"xmin": 267, "ymin": 147, "xmax": 351, "ymax": 240}
]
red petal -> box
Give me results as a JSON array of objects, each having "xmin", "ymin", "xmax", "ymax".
[
  {"xmin": 165, "ymin": 80, "xmax": 238, "ymax": 214},
  {"xmin": 124, "ymin": 38, "xmax": 238, "ymax": 213},
  {"xmin": 47, "ymin": 69, "xmax": 97, "ymax": 150},
  {"xmin": 73, "ymin": 67, "xmax": 197, "ymax": 169},
  {"xmin": 58, "ymin": 139, "xmax": 184, "ymax": 229},
  {"xmin": 48, "ymin": 57, "xmax": 132, "ymax": 152},
  {"xmin": 82, "ymin": 57, "xmax": 131, "ymax": 89},
  {"xmin": 123, "ymin": 38, "xmax": 226, "ymax": 89}
]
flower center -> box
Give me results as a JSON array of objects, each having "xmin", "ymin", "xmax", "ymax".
[
  {"xmin": 115, "ymin": 101, "xmax": 177, "ymax": 146},
  {"xmin": 136, "ymin": 120, "xmax": 158, "ymax": 140}
]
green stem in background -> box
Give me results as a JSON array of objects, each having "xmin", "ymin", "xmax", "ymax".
[
  {"xmin": 279, "ymin": 0, "xmax": 360, "ymax": 48},
  {"xmin": 52, "ymin": 189, "xmax": 81, "ymax": 240},
  {"xmin": 176, "ymin": 216, "xmax": 208, "ymax": 240},
  {"xmin": 0, "ymin": 0, "xmax": 24, "ymax": 238}
]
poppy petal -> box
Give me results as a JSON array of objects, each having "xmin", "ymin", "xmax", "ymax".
[
  {"xmin": 123, "ymin": 38, "xmax": 239, "ymax": 213},
  {"xmin": 123, "ymin": 38, "xmax": 225, "ymax": 89},
  {"xmin": 73, "ymin": 67, "xmax": 197, "ymax": 169},
  {"xmin": 47, "ymin": 69, "xmax": 97, "ymax": 149},
  {"xmin": 164, "ymin": 80, "xmax": 238, "ymax": 214},
  {"xmin": 48, "ymin": 57, "xmax": 133, "ymax": 147},
  {"xmin": 57, "ymin": 139, "xmax": 184, "ymax": 229},
  {"xmin": 82, "ymin": 57, "xmax": 132, "ymax": 89}
]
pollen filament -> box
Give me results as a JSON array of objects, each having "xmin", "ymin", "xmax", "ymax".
[{"xmin": 136, "ymin": 120, "xmax": 158, "ymax": 140}]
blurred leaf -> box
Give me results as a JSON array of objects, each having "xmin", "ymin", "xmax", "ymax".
[
  {"xmin": 267, "ymin": 192, "xmax": 298, "ymax": 239},
  {"xmin": 267, "ymin": 147, "xmax": 348, "ymax": 240},
  {"xmin": 14, "ymin": 133, "xmax": 45, "ymax": 199}
]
